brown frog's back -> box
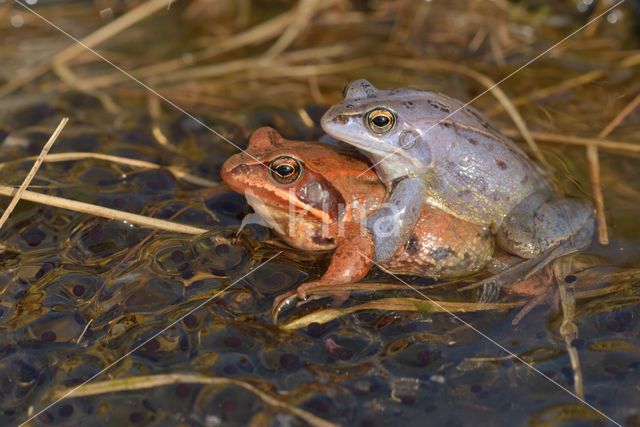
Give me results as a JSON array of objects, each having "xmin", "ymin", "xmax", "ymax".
[{"xmin": 381, "ymin": 205, "xmax": 494, "ymax": 278}]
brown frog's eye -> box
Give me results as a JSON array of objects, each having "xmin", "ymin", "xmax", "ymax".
[
  {"xmin": 269, "ymin": 156, "xmax": 303, "ymax": 185},
  {"xmin": 366, "ymin": 108, "xmax": 396, "ymax": 134}
]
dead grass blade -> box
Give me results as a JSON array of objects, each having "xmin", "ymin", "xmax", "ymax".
[
  {"xmin": 485, "ymin": 70, "xmax": 605, "ymax": 117},
  {"xmin": 586, "ymin": 144, "xmax": 608, "ymax": 245},
  {"xmin": 53, "ymin": 61, "xmax": 120, "ymax": 113},
  {"xmin": 599, "ymin": 92, "xmax": 640, "ymax": 139},
  {"xmin": 585, "ymin": 92, "xmax": 640, "ymax": 246},
  {"xmin": 281, "ymin": 298, "xmax": 524, "ymax": 330},
  {"xmin": 148, "ymin": 95, "xmax": 179, "ymax": 152},
  {"xmin": 262, "ymin": 0, "xmax": 322, "ymax": 59},
  {"xmin": 0, "ymin": 118, "xmax": 68, "ymax": 231},
  {"xmin": 145, "ymin": 45, "xmax": 352, "ymax": 86},
  {"xmin": 77, "ymin": 9, "xmax": 297, "ymax": 89},
  {"xmin": 0, "ymin": 152, "xmax": 218, "ymax": 188},
  {"xmin": 501, "ymin": 129, "xmax": 640, "ymax": 153},
  {"xmin": 51, "ymin": 373, "xmax": 337, "ymax": 427},
  {"xmin": 2, "ymin": 0, "xmax": 174, "ymax": 97},
  {"xmin": 0, "ymin": 186, "xmax": 207, "ymax": 235}
]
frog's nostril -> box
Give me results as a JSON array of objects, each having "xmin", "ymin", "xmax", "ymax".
[
  {"xmin": 234, "ymin": 164, "xmax": 250, "ymax": 175},
  {"xmin": 221, "ymin": 162, "xmax": 245, "ymax": 180},
  {"xmin": 335, "ymin": 115, "xmax": 349, "ymax": 125}
]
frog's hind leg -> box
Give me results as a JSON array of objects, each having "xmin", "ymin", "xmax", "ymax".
[
  {"xmin": 465, "ymin": 221, "xmax": 594, "ymax": 300},
  {"xmin": 497, "ymin": 193, "xmax": 595, "ymax": 262},
  {"xmin": 463, "ymin": 196, "xmax": 595, "ymax": 300},
  {"xmin": 367, "ymin": 176, "xmax": 426, "ymax": 263}
]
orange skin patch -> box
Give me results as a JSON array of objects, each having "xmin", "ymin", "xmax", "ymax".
[{"xmin": 221, "ymin": 127, "xmax": 495, "ymax": 299}]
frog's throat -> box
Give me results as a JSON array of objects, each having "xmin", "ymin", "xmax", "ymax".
[
  {"xmin": 244, "ymin": 189, "xmax": 333, "ymax": 227},
  {"xmin": 244, "ymin": 193, "xmax": 285, "ymax": 235}
]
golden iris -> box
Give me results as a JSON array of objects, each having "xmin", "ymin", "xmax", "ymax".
[
  {"xmin": 269, "ymin": 156, "xmax": 303, "ymax": 184},
  {"xmin": 366, "ymin": 108, "xmax": 396, "ymax": 134}
]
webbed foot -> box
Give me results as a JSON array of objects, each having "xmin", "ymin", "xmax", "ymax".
[
  {"xmin": 461, "ymin": 213, "xmax": 594, "ymax": 300},
  {"xmin": 271, "ymin": 282, "xmax": 351, "ymax": 324}
]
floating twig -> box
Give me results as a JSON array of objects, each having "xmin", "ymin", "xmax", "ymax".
[
  {"xmin": 0, "ymin": 186, "xmax": 207, "ymax": 235},
  {"xmin": 281, "ymin": 298, "xmax": 524, "ymax": 330},
  {"xmin": 0, "ymin": 152, "xmax": 218, "ymax": 188},
  {"xmin": 0, "ymin": 118, "xmax": 68, "ymax": 231},
  {"xmin": 75, "ymin": 318, "xmax": 93, "ymax": 344},
  {"xmin": 52, "ymin": 373, "xmax": 337, "ymax": 427}
]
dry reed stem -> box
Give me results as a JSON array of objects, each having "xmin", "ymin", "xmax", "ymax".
[
  {"xmin": 0, "ymin": 118, "xmax": 68, "ymax": 231},
  {"xmin": 82, "ymin": 44, "xmax": 351, "ymax": 88},
  {"xmin": 556, "ymin": 262, "xmax": 585, "ymax": 399},
  {"xmin": 52, "ymin": 61, "xmax": 120, "ymax": 113},
  {"xmin": 500, "ymin": 129, "xmax": 640, "ymax": 153},
  {"xmin": 599, "ymin": 92, "xmax": 640, "ymax": 138},
  {"xmin": 0, "ymin": 186, "xmax": 207, "ymax": 235},
  {"xmin": 250, "ymin": 58, "xmax": 375, "ymax": 78},
  {"xmin": 0, "ymin": 152, "xmax": 218, "ymax": 188},
  {"xmin": 52, "ymin": 374, "xmax": 336, "ymax": 427},
  {"xmin": 485, "ymin": 70, "xmax": 605, "ymax": 117},
  {"xmin": 0, "ymin": 0, "xmax": 174, "ymax": 97},
  {"xmin": 586, "ymin": 145, "xmax": 609, "ymax": 245},
  {"xmin": 587, "ymin": 92, "xmax": 640, "ymax": 245},
  {"xmin": 584, "ymin": 0, "xmax": 606, "ymax": 38},
  {"xmin": 148, "ymin": 95, "xmax": 179, "ymax": 152},
  {"xmin": 391, "ymin": 57, "xmax": 549, "ymax": 168},
  {"xmin": 486, "ymin": 53, "xmax": 640, "ymax": 117},
  {"xmin": 71, "ymin": 10, "xmax": 297, "ymax": 89},
  {"xmin": 263, "ymin": 0, "xmax": 322, "ymax": 59}
]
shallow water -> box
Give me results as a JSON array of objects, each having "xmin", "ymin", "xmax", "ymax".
[{"xmin": 0, "ymin": 1, "xmax": 639, "ymax": 426}]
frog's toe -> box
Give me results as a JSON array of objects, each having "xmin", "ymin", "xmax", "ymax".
[
  {"xmin": 511, "ymin": 288, "xmax": 555, "ymax": 325},
  {"xmin": 458, "ymin": 256, "xmax": 543, "ymax": 293},
  {"xmin": 271, "ymin": 291, "xmax": 300, "ymax": 324},
  {"xmin": 479, "ymin": 282, "xmax": 501, "ymax": 303}
]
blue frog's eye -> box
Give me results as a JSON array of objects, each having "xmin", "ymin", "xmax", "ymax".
[
  {"xmin": 269, "ymin": 156, "xmax": 303, "ymax": 184},
  {"xmin": 366, "ymin": 108, "xmax": 396, "ymax": 134}
]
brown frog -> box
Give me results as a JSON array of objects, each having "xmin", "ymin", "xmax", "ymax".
[{"xmin": 221, "ymin": 127, "xmax": 495, "ymax": 301}]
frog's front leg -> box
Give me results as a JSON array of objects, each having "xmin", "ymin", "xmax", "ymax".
[
  {"xmin": 366, "ymin": 176, "xmax": 426, "ymax": 262},
  {"xmin": 294, "ymin": 223, "xmax": 375, "ymax": 300}
]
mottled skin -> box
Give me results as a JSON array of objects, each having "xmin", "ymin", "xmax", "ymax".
[
  {"xmin": 321, "ymin": 80, "xmax": 595, "ymax": 292},
  {"xmin": 221, "ymin": 127, "xmax": 494, "ymax": 298}
]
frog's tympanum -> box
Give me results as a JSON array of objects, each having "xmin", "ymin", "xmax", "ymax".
[
  {"xmin": 321, "ymin": 80, "xmax": 595, "ymax": 293},
  {"xmin": 221, "ymin": 127, "xmax": 494, "ymax": 299}
]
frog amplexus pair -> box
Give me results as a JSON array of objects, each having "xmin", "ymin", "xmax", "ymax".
[{"xmin": 221, "ymin": 80, "xmax": 596, "ymax": 320}]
